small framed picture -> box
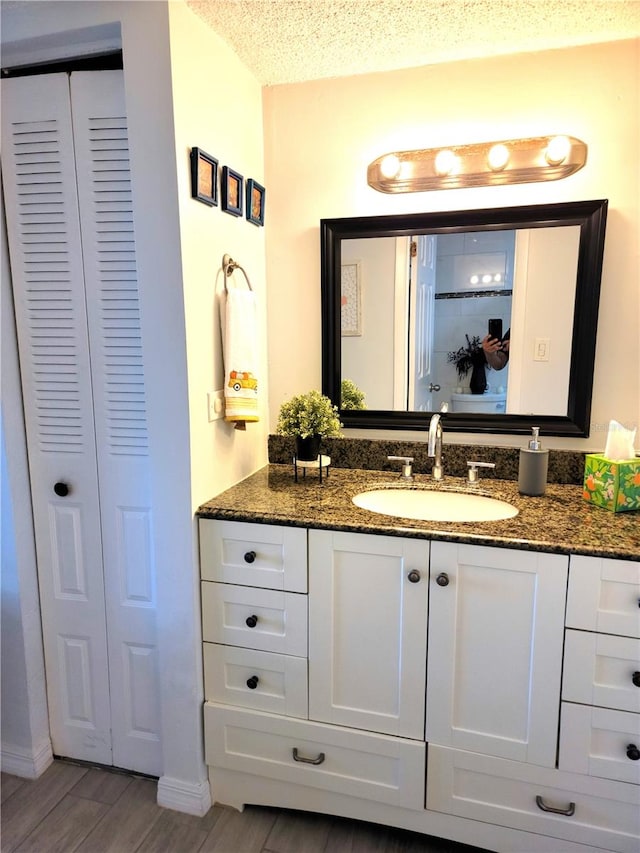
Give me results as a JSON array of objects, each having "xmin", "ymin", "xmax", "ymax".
[
  {"xmin": 190, "ymin": 147, "xmax": 218, "ymax": 206},
  {"xmin": 246, "ymin": 179, "xmax": 265, "ymax": 226},
  {"xmin": 221, "ymin": 166, "xmax": 243, "ymax": 217}
]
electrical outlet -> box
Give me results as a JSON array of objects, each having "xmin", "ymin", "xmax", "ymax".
[
  {"xmin": 207, "ymin": 389, "xmax": 224, "ymax": 422},
  {"xmin": 534, "ymin": 338, "xmax": 550, "ymax": 362}
]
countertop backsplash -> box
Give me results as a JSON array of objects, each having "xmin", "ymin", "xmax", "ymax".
[{"xmin": 268, "ymin": 435, "xmax": 587, "ymax": 485}]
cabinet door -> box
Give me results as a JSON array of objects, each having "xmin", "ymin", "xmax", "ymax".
[
  {"xmin": 426, "ymin": 542, "xmax": 568, "ymax": 767},
  {"xmin": 559, "ymin": 703, "xmax": 640, "ymax": 785},
  {"xmin": 563, "ymin": 630, "xmax": 640, "ymax": 713},
  {"xmin": 308, "ymin": 530, "xmax": 428, "ymax": 739},
  {"xmin": 201, "ymin": 582, "xmax": 307, "ymax": 656},
  {"xmin": 567, "ymin": 556, "xmax": 640, "ymax": 638},
  {"xmin": 199, "ymin": 520, "xmax": 307, "ymax": 592}
]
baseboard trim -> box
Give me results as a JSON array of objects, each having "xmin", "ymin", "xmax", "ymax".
[
  {"xmin": 157, "ymin": 774, "xmax": 212, "ymax": 816},
  {"xmin": 1, "ymin": 738, "xmax": 53, "ymax": 778}
]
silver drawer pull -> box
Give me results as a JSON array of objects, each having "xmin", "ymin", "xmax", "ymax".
[
  {"xmin": 292, "ymin": 747, "xmax": 325, "ymax": 765},
  {"xmin": 535, "ymin": 795, "xmax": 575, "ymax": 817}
]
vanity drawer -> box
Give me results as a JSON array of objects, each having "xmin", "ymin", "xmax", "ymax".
[
  {"xmin": 199, "ymin": 520, "xmax": 307, "ymax": 592},
  {"xmin": 427, "ymin": 744, "xmax": 640, "ymax": 853},
  {"xmin": 559, "ymin": 702, "xmax": 640, "ymax": 785},
  {"xmin": 204, "ymin": 703, "xmax": 425, "ymax": 809},
  {"xmin": 201, "ymin": 582, "xmax": 307, "ymax": 656},
  {"xmin": 567, "ymin": 556, "xmax": 640, "ymax": 638},
  {"xmin": 203, "ymin": 643, "xmax": 308, "ymax": 718},
  {"xmin": 563, "ymin": 630, "xmax": 640, "ymax": 713}
]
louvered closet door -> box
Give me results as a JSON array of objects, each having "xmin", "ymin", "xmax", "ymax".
[
  {"xmin": 2, "ymin": 72, "xmax": 161, "ymax": 775},
  {"xmin": 70, "ymin": 72, "xmax": 161, "ymax": 776}
]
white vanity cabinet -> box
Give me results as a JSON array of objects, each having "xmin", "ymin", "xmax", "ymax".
[
  {"xmin": 308, "ymin": 530, "xmax": 429, "ymax": 738},
  {"xmin": 200, "ymin": 520, "xmax": 309, "ymax": 717},
  {"xmin": 200, "ymin": 517, "xmax": 640, "ymax": 853},
  {"xmin": 560, "ymin": 556, "xmax": 640, "ymax": 787},
  {"xmin": 201, "ymin": 520, "xmax": 426, "ymax": 810},
  {"xmin": 426, "ymin": 542, "xmax": 568, "ymax": 767}
]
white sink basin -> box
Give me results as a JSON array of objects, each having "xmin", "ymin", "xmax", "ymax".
[{"xmin": 352, "ymin": 488, "xmax": 519, "ymax": 522}]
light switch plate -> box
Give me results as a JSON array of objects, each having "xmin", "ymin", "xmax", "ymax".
[
  {"xmin": 207, "ymin": 389, "xmax": 224, "ymax": 422},
  {"xmin": 534, "ymin": 338, "xmax": 550, "ymax": 361}
]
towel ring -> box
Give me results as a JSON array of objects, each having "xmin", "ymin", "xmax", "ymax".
[{"xmin": 222, "ymin": 253, "xmax": 253, "ymax": 293}]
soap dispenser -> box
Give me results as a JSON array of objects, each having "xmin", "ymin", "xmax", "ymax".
[{"xmin": 518, "ymin": 427, "xmax": 549, "ymax": 496}]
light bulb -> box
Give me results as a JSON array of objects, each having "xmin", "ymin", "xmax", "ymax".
[
  {"xmin": 494, "ymin": 273, "xmax": 502, "ymax": 282},
  {"xmin": 487, "ymin": 144, "xmax": 509, "ymax": 171},
  {"xmin": 380, "ymin": 154, "xmax": 401, "ymax": 179},
  {"xmin": 470, "ymin": 274, "xmax": 480, "ymax": 285},
  {"xmin": 545, "ymin": 135, "xmax": 571, "ymax": 166},
  {"xmin": 434, "ymin": 149, "xmax": 457, "ymax": 176},
  {"xmin": 482, "ymin": 274, "xmax": 492, "ymax": 284}
]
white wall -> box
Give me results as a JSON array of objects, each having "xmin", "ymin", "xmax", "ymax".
[
  {"xmin": 1, "ymin": 208, "xmax": 52, "ymax": 778},
  {"xmin": 341, "ymin": 237, "xmax": 395, "ymax": 409},
  {"xmin": 509, "ymin": 227, "xmax": 580, "ymax": 415},
  {"xmin": 0, "ymin": 0, "xmax": 266, "ymax": 811},
  {"xmin": 264, "ymin": 39, "xmax": 640, "ymax": 449}
]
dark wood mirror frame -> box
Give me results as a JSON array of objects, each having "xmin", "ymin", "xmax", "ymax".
[{"xmin": 321, "ymin": 199, "xmax": 608, "ymax": 437}]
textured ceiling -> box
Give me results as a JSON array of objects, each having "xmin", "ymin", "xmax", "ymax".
[{"xmin": 186, "ymin": 0, "xmax": 640, "ymax": 85}]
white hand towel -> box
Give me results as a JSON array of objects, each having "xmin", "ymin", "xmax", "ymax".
[{"xmin": 223, "ymin": 289, "xmax": 259, "ymax": 424}]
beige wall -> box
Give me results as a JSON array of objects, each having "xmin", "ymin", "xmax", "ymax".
[
  {"xmin": 264, "ymin": 39, "xmax": 640, "ymax": 449},
  {"xmin": 168, "ymin": 0, "xmax": 268, "ymax": 510}
]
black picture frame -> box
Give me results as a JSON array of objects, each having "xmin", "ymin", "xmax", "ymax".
[
  {"xmin": 190, "ymin": 147, "xmax": 218, "ymax": 206},
  {"xmin": 321, "ymin": 199, "xmax": 608, "ymax": 438},
  {"xmin": 221, "ymin": 166, "xmax": 243, "ymax": 217},
  {"xmin": 246, "ymin": 179, "xmax": 266, "ymax": 226}
]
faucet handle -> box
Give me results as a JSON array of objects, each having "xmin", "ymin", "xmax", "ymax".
[
  {"xmin": 388, "ymin": 455, "xmax": 414, "ymax": 480},
  {"xmin": 467, "ymin": 460, "xmax": 496, "ymax": 483}
]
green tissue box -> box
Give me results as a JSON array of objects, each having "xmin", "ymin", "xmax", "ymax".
[{"xmin": 583, "ymin": 453, "xmax": 640, "ymax": 512}]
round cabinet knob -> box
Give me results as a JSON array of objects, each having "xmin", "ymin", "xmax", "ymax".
[
  {"xmin": 407, "ymin": 570, "xmax": 421, "ymax": 583},
  {"xmin": 244, "ymin": 550, "xmax": 256, "ymax": 564},
  {"xmin": 435, "ymin": 572, "xmax": 450, "ymax": 587},
  {"xmin": 626, "ymin": 744, "xmax": 640, "ymax": 761},
  {"xmin": 246, "ymin": 675, "xmax": 259, "ymax": 690},
  {"xmin": 54, "ymin": 482, "xmax": 69, "ymax": 497},
  {"xmin": 632, "ymin": 671, "xmax": 640, "ymax": 688},
  {"xmin": 245, "ymin": 614, "xmax": 258, "ymax": 628}
]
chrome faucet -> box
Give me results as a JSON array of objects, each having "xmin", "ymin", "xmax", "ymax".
[{"xmin": 428, "ymin": 403, "xmax": 448, "ymax": 481}]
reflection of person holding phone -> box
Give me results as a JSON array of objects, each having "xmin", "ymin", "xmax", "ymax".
[{"xmin": 482, "ymin": 327, "xmax": 510, "ymax": 370}]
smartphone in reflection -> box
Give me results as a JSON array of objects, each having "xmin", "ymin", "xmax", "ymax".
[{"xmin": 488, "ymin": 318, "xmax": 503, "ymax": 341}]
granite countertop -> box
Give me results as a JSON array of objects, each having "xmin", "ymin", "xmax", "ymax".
[{"xmin": 197, "ymin": 464, "xmax": 640, "ymax": 561}]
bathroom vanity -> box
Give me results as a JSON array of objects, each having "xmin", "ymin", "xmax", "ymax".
[{"xmin": 197, "ymin": 465, "xmax": 639, "ymax": 853}]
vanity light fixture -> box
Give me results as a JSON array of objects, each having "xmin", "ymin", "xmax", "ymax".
[
  {"xmin": 367, "ymin": 135, "xmax": 587, "ymax": 193},
  {"xmin": 469, "ymin": 272, "xmax": 505, "ymax": 286}
]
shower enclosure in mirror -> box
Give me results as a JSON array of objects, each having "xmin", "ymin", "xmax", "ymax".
[{"xmin": 321, "ymin": 199, "xmax": 608, "ymax": 437}]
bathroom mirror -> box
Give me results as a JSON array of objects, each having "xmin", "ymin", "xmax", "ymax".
[{"xmin": 321, "ymin": 199, "xmax": 608, "ymax": 436}]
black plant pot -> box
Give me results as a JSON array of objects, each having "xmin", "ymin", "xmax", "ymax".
[
  {"xmin": 469, "ymin": 361, "xmax": 487, "ymax": 394},
  {"xmin": 295, "ymin": 434, "xmax": 321, "ymax": 461}
]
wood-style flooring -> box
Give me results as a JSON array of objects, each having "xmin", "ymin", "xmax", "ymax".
[{"xmin": 1, "ymin": 760, "xmax": 488, "ymax": 853}]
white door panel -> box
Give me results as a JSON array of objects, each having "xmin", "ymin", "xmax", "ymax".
[
  {"xmin": 2, "ymin": 72, "xmax": 112, "ymax": 765},
  {"xmin": 426, "ymin": 542, "xmax": 568, "ymax": 768},
  {"xmin": 2, "ymin": 71, "xmax": 160, "ymax": 774},
  {"xmin": 70, "ymin": 70, "xmax": 161, "ymax": 775},
  {"xmin": 308, "ymin": 530, "xmax": 428, "ymax": 739}
]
